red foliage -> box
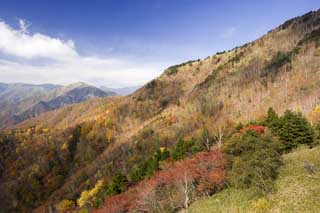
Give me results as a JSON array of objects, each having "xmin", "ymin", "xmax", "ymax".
[
  {"xmin": 193, "ymin": 150, "xmax": 226, "ymax": 194},
  {"xmin": 240, "ymin": 125, "xmax": 265, "ymax": 134},
  {"xmin": 95, "ymin": 191, "xmax": 133, "ymax": 213},
  {"xmin": 95, "ymin": 149, "xmax": 226, "ymax": 212}
]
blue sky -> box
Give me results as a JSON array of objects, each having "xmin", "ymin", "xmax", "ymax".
[{"xmin": 0, "ymin": 0, "xmax": 318, "ymax": 87}]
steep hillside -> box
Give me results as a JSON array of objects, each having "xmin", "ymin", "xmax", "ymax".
[
  {"xmin": 0, "ymin": 82, "xmax": 113, "ymax": 129},
  {"xmin": 189, "ymin": 146, "xmax": 320, "ymax": 213},
  {"xmin": 15, "ymin": 97, "xmax": 120, "ymax": 130},
  {"xmin": 1, "ymin": 9, "xmax": 320, "ymax": 212}
]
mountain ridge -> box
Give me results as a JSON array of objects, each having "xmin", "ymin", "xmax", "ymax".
[
  {"xmin": 0, "ymin": 82, "xmax": 113, "ymax": 129},
  {"xmin": 1, "ymin": 9, "xmax": 320, "ymax": 212}
]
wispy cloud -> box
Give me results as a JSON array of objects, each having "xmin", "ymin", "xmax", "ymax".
[
  {"xmin": 18, "ymin": 19, "xmax": 31, "ymax": 34},
  {"xmin": 221, "ymin": 26, "xmax": 239, "ymax": 38},
  {"xmin": 0, "ymin": 19, "xmax": 164, "ymax": 87}
]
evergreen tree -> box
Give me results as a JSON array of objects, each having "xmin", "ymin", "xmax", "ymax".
[
  {"xmin": 278, "ymin": 110, "xmax": 314, "ymax": 150},
  {"xmin": 171, "ymin": 139, "xmax": 194, "ymax": 161},
  {"xmin": 264, "ymin": 107, "xmax": 281, "ymax": 133}
]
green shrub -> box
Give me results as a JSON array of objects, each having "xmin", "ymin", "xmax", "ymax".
[
  {"xmin": 146, "ymin": 80, "xmax": 157, "ymax": 90},
  {"xmin": 166, "ymin": 59, "xmax": 200, "ymax": 75},
  {"xmin": 129, "ymin": 148, "xmax": 170, "ymax": 182},
  {"xmin": 107, "ymin": 173, "xmax": 128, "ymax": 196},
  {"xmin": 171, "ymin": 139, "xmax": 195, "ymax": 161},
  {"xmin": 261, "ymin": 52, "xmax": 292, "ymax": 80},
  {"xmin": 224, "ymin": 131, "xmax": 282, "ymax": 194},
  {"xmin": 270, "ymin": 52, "xmax": 291, "ymax": 68},
  {"xmin": 298, "ymin": 28, "xmax": 320, "ymax": 46},
  {"xmin": 166, "ymin": 66, "xmax": 178, "ymax": 75}
]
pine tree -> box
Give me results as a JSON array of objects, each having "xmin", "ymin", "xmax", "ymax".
[
  {"xmin": 264, "ymin": 107, "xmax": 281, "ymax": 134},
  {"xmin": 278, "ymin": 110, "xmax": 314, "ymax": 150}
]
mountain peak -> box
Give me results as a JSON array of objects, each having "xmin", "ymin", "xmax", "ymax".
[{"xmin": 66, "ymin": 82, "xmax": 91, "ymax": 88}]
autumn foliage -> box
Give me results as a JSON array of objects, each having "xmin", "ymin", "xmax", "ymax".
[
  {"xmin": 240, "ymin": 125, "xmax": 265, "ymax": 134},
  {"xmin": 96, "ymin": 149, "xmax": 226, "ymax": 212}
]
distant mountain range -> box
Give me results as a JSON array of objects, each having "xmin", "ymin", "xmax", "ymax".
[
  {"xmin": 0, "ymin": 82, "xmax": 114, "ymax": 129},
  {"xmin": 100, "ymin": 85, "xmax": 141, "ymax": 96}
]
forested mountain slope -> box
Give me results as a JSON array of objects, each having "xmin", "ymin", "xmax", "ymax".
[
  {"xmin": 0, "ymin": 82, "xmax": 113, "ymax": 129},
  {"xmin": 1, "ymin": 9, "xmax": 320, "ymax": 212}
]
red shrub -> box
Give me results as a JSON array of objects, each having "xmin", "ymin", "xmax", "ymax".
[
  {"xmin": 240, "ymin": 125, "xmax": 265, "ymax": 134},
  {"xmin": 95, "ymin": 149, "xmax": 226, "ymax": 212}
]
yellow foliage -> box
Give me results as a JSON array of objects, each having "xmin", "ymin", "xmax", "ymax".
[
  {"xmin": 77, "ymin": 190, "xmax": 90, "ymax": 208},
  {"xmin": 294, "ymin": 106, "xmax": 302, "ymax": 113},
  {"xmin": 160, "ymin": 147, "xmax": 166, "ymax": 152},
  {"xmin": 77, "ymin": 180, "xmax": 104, "ymax": 207},
  {"xmin": 57, "ymin": 199, "xmax": 75, "ymax": 212},
  {"xmin": 61, "ymin": 142, "xmax": 68, "ymax": 150},
  {"xmin": 314, "ymin": 105, "xmax": 320, "ymax": 113}
]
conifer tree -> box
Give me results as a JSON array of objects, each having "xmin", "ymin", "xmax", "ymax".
[
  {"xmin": 264, "ymin": 107, "xmax": 281, "ymax": 133},
  {"xmin": 278, "ymin": 110, "xmax": 314, "ymax": 150}
]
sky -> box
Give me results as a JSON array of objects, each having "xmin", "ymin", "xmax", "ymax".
[{"xmin": 0, "ymin": 0, "xmax": 318, "ymax": 88}]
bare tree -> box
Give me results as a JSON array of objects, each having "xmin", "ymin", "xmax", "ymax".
[{"xmin": 212, "ymin": 125, "xmax": 226, "ymax": 147}]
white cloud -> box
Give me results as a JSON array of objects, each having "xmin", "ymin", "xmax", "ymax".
[
  {"xmin": 0, "ymin": 19, "xmax": 165, "ymax": 87},
  {"xmin": 221, "ymin": 26, "xmax": 238, "ymax": 38},
  {"xmin": 0, "ymin": 20, "xmax": 77, "ymax": 60}
]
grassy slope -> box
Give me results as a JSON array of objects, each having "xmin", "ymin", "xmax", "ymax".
[{"xmin": 189, "ymin": 146, "xmax": 320, "ymax": 213}]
